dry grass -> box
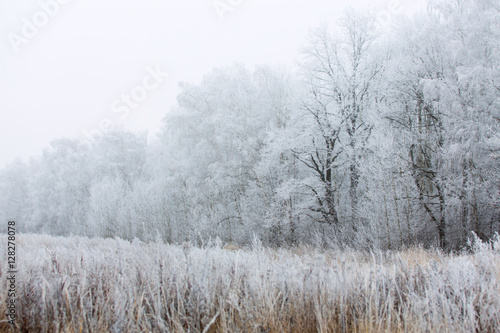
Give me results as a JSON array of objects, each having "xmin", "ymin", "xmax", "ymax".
[{"xmin": 0, "ymin": 234, "xmax": 499, "ymax": 333}]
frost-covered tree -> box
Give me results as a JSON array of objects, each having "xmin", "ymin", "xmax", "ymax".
[
  {"xmin": 0, "ymin": 159, "xmax": 31, "ymax": 231},
  {"xmin": 245, "ymin": 66, "xmax": 304, "ymax": 245},
  {"xmin": 384, "ymin": 0, "xmax": 500, "ymax": 248},
  {"xmin": 295, "ymin": 10, "xmax": 382, "ymax": 243},
  {"xmin": 30, "ymin": 139, "xmax": 93, "ymax": 235},
  {"xmin": 384, "ymin": 13, "xmax": 449, "ymax": 247},
  {"xmin": 156, "ymin": 64, "xmax": 276, "ymax": 244},
  {"xmin": 431, "ymin": 0, "xmax": 500, "ymax": 245},
  {"xmin": 87, "ymin": 129, "xmax": 148, "ymax": 239}
]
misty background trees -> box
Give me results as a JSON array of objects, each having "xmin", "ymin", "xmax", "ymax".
[{"xmin": 1, "ymin": 0, "xmax": 499, "ymax": 250}]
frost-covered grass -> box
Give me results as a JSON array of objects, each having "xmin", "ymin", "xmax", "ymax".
[{"xmin": 0, "ymin": 234, "xmax": 499, "ymax": 332}]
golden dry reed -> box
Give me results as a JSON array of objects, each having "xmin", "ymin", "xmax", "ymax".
[{"xmin": 0, "ymin": 234, "xmax": 499, "ymax": 333}]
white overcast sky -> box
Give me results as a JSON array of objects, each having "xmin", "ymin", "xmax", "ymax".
[{"xmin": 0, "ymin": 0, "xmax": 426, "ymax": 168}]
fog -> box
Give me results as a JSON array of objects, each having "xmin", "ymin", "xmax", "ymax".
[{"xmin": 0, "ymin": 0, "xmax": 424, "ymax": 167}]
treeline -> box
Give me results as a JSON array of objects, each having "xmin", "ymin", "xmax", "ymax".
[{"xmin": 1, "ymin": 0, "xmax": 499, "ymax": 250}]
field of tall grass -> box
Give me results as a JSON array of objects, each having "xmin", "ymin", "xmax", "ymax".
[{"xmin": 0, "ymin": 234, "xmax": 499, "ymax": 332}]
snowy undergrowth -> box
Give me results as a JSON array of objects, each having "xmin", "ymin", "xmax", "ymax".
[{"xmin": 0, "ymin": 234, "xmax": 499, "ymax": 332}]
